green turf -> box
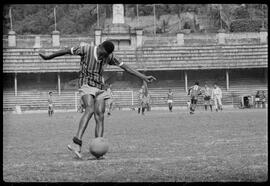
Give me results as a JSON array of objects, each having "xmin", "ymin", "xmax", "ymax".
[{"xmin": 3, "ymin": 109, "xmax": 268, "ymax": 182}]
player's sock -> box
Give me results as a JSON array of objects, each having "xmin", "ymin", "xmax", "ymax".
[
  {"xmin": 138, "ymin": 108, "xmax": 140, "ymax": 114},
  {"xmin": 142, "ymin": 107, "xmax": 145, "ymax": 115},
  {"xmin": 67, "ymin": 145, "xmax": 82, "ymax": 159},
  {"xmin": 210, "ymin": 105, "xmax": 212, "ymax": 111},
  {"xmin": 204, "ymin": 105, "xmax": 207, "ymax": 110}
]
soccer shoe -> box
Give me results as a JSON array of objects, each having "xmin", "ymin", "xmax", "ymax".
[{"xmin": 67, "ymin": 145, "xmax": 82, "ymax": 159}]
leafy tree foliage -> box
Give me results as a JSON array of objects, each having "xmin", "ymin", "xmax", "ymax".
[{"xmin": 3, "ymin": 4, "xmax": 267, "ymax": 34}]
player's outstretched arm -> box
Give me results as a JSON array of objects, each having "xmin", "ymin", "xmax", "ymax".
[
  {"xmin": 39, "ymin": 48, "xmax": 72, "ymax": 60},
  {"xmin": 120, "ymin": 63, "xmax": 156, "ymax": 83}
]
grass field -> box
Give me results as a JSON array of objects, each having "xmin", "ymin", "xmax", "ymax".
[{"xmin": 3, "ymin": 109, "xmax": 268, "ymax": 182}]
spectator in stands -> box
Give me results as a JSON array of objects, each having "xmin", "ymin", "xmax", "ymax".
[
  {"xmin": 203, "ymin": 84, "xmax": 213, "ymax": 111},
  {"xmin": 106, "ymin": 84, "xmax": 113, "ymax": 116},
  {"xmin": 167, "ymin": 89, "xmax": 173, "ymax": 112},
  {"xmin": 260, "ymin": 91, "xmax": 266, "ymax": 108},
  {"xmin": 39, "ymin": 40, "xmax": 156, "ymax": 159},
  {"xmin": 211, "ymin": 83, "xmax": 223, "ymax": 112},
  {"xmin": 188, "ymin": 81, "xmax": 202, "ymax": 114},
  {"xmin": 254, "ymin": 91, "xmax": 261, "ymax": 108},
  {"xmin": 48, "ymin": 91, "xmax": 54, "ymax": 117}
]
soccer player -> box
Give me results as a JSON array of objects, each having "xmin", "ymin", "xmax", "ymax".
[
  {"xmin": 138, "ymin": 81, "xmax": 148, "ymax": 115},
  {"xmin": 260, "ymin": 91, "xmax": 266, "ymax": 109},
  {"xmin": 106, "ymin": 84, "xmax": 113, "ymax": 116},
  {"xmin": 203, "ymin": 84, "xmax": 212, "ymax": 111},
  {"xmin": 137, "ymin": 85, "xmax": 143, "ymax": 114},
  {"xmin": 39, "ymin": 40, "xmax": 156, "ymax": 159},
  {"xmin": 167, "ymin": 89, "xmax": 173, "ymax": 112},
  {"xmin": 48, "ymin": 91, "xmax": 54, "ymax": 117},
  {"xmin": 254, "ymin": 91, "xmax": 260, "ymax": 108},
  {"xmin": 211, "ymin": 83, "xmax": 223, "ymax": 112},
  {"xmin": 188, "ymin": 81, "xmax": 202, "ymax": 114}
]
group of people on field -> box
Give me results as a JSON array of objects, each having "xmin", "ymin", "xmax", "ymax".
[
  {"xmin": 40, "ymin": 39, "xmax": 266, "ymax": 160},
  {"xmin": 254, "ymin": 90, "xmax": 266, "ymax": 108},
  {"xmin": 166, "ymin": 81, "xmax": 223, "ymax": 114}
]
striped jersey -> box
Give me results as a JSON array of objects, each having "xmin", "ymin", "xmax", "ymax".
[
  {"xmin": 188, "ymin": 85, "xmax": 202, "ymax": 99},
  {"xmin": 71, "ymin": 43, "xmax": 123, "ymax": 90},
  {"xmin": 167, "ymin": 92, "xmax": 173, "ymax": 100}
]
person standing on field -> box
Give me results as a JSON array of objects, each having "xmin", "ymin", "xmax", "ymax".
[{"xmin": 211, "ymin": 83, "xmax": 223, "ymax": 112}]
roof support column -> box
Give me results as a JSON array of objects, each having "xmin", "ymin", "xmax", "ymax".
[
  {"xmin": 184, "ymin": 71, "xmax": 188, "ymax": 93},
  {"xmin": 14, "ymin": 73, "xmax": 17, "ymax": 96},
  {"xmin": 226, "ymin": 70, "xmax": 229, "ymax": 91},
  {"xmin": 58, "ymin": 72, "xmax": 61, "ymax": 96}
]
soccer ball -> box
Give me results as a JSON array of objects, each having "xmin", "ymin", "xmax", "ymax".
[{"xmin": 89, "ymin": 137, "xmax": 109, "ymax": 158}]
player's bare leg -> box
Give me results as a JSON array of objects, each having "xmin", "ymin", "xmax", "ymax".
[
  {"xmin": 68, "ymin": 94, "xmax": 95, "ymax": 159},
  {"xmin": 107, "ymin": 102, "xmax": 112, "ymax": 116},
  {"xmin": 94, "ymin": 98, "xmax": 106, "ymax": 137},
  {"xmin": 168, "ymin": 103, "xmax": 172, "ymax": 112}
]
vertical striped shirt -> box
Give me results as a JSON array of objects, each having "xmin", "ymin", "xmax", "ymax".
[
  {"xmin": 167, "ymin": 92, "xmax": 173, "ymax": 100},
  {"xmin": 188, "ymin": 85, "xmax": 202, "ymax": 99},
  {"xmin": 71, "ymin": 43, "xmax": 123, "ymax": 90}
]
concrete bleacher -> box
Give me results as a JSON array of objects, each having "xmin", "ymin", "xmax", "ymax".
[{"xmin": 3, "ymin": 44, "xmax": 267, "ymax": 73}]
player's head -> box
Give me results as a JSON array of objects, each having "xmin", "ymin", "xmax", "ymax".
[
  {"xmin": 214, "ymin": 83, "xmax": 218, "ymax": 88},
  {"xmin": 169, "ymin": 89, "xmax": 172, "ymax": 92},
  {"xmin": 194, "ymin": 81, "xmax": 199, "ymax": 85},
  {"xmin": 205, "ymin": 84, "xmax": 208, "ymax": 88},
  {"xmin": 97, "ymin": 40, "xmax": 115, "ymax": 60}
]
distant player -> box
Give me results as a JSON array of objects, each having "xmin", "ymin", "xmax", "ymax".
[
  {"xmin": 167, "ymin": 89, "xmax": 173, "ymax": 112},
  {"xmin": 106, "ymin": 84, "xmax": 113, "ymax": 116},
  {"xmin": 211, "ymin": 83, "xmax": 223, "ymax": 112},
  {"xmin": 140, "ymin": 81, "xmax": 149, "ymax": 115},
  {"xmin": 186, "ymin": 100, "xmax": 191, "ymax": 111},
  {"xmin": 137, "ymin": 86, "xmax": 143, "ymax": 114},
  {"xmin": 39, "ymin": 40, "xmax": 156, "ymax": 159},
  {"xmin": 203, "ymin": 84, "xmax": 213, "ymax": 111},
  {"xmin": 188, "ymin": 81, "xmax": 202, "ymax": 114},
  {"xmin": 48, "ymin": 91, "xmax": 54, "ymax": 117},
  {"xmin": 260, "ymin": 91, "xmax": 266, "ymax": 108},
  {"xmin": 254, "ymin": 91, "xmax": 260, "ymax": 108}
]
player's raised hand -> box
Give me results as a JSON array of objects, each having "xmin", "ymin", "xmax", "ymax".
[
  {"xmin": 145, "ymin": 75, "xmax": 156, "ymax": 83},
  {"xmin": 39, "ymin": 53, "xmax": 50, "ymax": 60}
]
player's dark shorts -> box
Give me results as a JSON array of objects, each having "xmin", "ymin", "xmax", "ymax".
[
  {"xmin": 191, "ymin": 98, "xmax": 197, "ymax": 104},
  {"xmin": 48, "ymin": 104, "xmax": 53, "ymax": 110},
  {"xmin": 204, "ymin": 96, "xmax": 211, "ymax": 101}
]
